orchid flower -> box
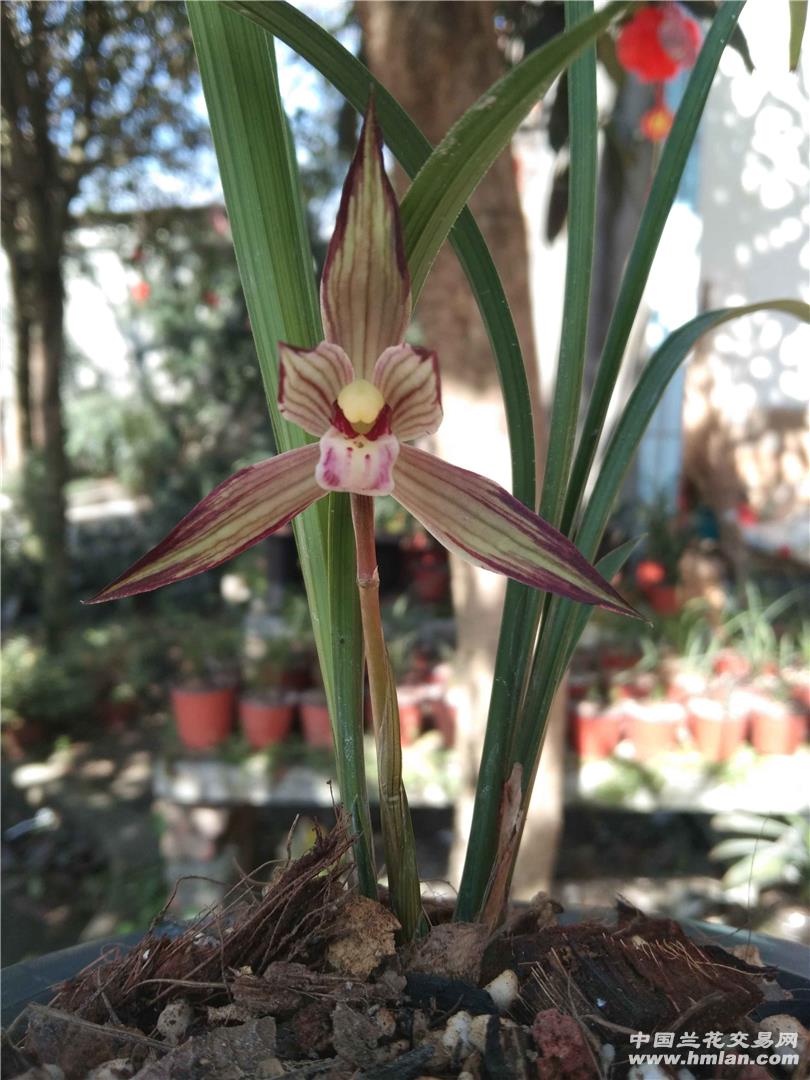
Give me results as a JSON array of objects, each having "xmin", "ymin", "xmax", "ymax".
[{"xmin": 89, "ymin": 103, "xmax": 635, "ymax": 620}]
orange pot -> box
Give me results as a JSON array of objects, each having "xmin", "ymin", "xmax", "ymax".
[
  {"xmin": 626, "ymin": 701, "xmax": 684, "ymax": 758},
  {"xmin": 397, "ymin": 687, "xmax": 424, "ymax": 745},
  {"xmin": 238, "ymin": 696, "xmax": 294, "ymax": 749},
  {"xmin": 568, "ymin": 702, "xmax": 621, "ymax": 759},
  {"xmin": 300, "ymin": 694, "xmax": 333, "ymax": 748},
  {"xmin": 689, "ymin": 698, "xmax": 746, "ymax": 762},
  {"xmin": 646, "ymin": 584, "xmax": 680, "ymax": 617},
  {"xmin": 750, "ymin": 707, "xmax": 806, "ymax": 755},
  {"xmin": 171, "ymin": 686, "xmax": 235, "ymax": 750}
]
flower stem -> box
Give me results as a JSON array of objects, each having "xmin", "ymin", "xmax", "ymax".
[{"xmin": 350, "ymin": 494, "xmax": 423, "ymax": 940}]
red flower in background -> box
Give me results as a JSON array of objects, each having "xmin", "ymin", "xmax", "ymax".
[
  {"xmin": 635, "ymin": 559, "xmax": 667, "ymax": 587},
  {"xmin": 736, "ymin": 503, "xmax": 759, "ymax": 527},
  {"xmin": 617, "ymin": 4, "xmax": 701, "ymax": 83},
  {"xmin": 640, "ymin": 92, "xmax": 674, "ymax": 143},
  {"xmin": 130, "ymin": 280, "xmax": 150, "ymax": 304}
]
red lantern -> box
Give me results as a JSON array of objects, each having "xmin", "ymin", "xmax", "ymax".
[
  {"xmin": 616, "ymin": 4, "xmax": 701, "ymax": 143},
  {"xmin": 617, "ymin": 4, "xmax": 701, "ymax": 83}
]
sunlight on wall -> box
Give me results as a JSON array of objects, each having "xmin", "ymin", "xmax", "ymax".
[{"xmin": 685, "ymin": 1, "xmax": 810, "ymax": 516}]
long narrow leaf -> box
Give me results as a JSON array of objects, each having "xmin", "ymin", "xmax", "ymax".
[
  {"xmin": 560, "ymin": 2, "xmax": 745, "ymax": 536},
  {"xmin": 456, "ymin": 0, "xmax": 599, "ymax": 921},
  {"xmin": 513, "ymin": 299, "xmax": 809, "ymax": 776},
  {"xmin": 398, "ymin": 2, "xmax": 629, "ymax": 296},
  {"xmin": 790, "ymin": 1, "xmax": 808, "ymax": 70},
  {"xmin": 187, "ymin": 3, "xmax": 375, "ymax": 895},
  {"xmin": 577, "ymin": 300, "xmax": 809, "ymax": 561}
]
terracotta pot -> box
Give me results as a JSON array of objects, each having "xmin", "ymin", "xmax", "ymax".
[
  {"xmin": 600, "ymin": 648, "xmax": 641, "ymax": 674},
  {"xmin": 645, "ymin": 584, "xmax": 680, "ymax": 616},
  {"xmin": 1, "ymin": 718, "xmax": 45, "ymax": 761},
  {"xmin": 713, "ymin": 650, "xmax": 750, "ymax": 679},
  {"xmin": 404, "ymin": 546, "xmax": 450, "ymax": 605},
  {"xmin": 626, "ymin": 701, "xmax": 684, "ymax": 758},
  {"xmin": 750, "ymin": 704, "xmax": 806, "ymax": 755},
  {"xmin": 568, "ymin": 672, "xmax": 598, "ymax": 703},
  {"xmin": 170, "ymin": 686, "xmax": 235, "ymax": 750},
  {"xmin": 568, "ymin": 702, "xmax": 622, "ymax": 759},
  {"xmin": 432, "ymin": 699, "xmax": 457, "ymax": 748},
  {"xmin": 666, "ymin": 669, "xmax": 708, "ymax": 705},
  {"xmin": 396, "ymin": 687, "xmax": 424, "ymax": 745},
  {"xmin": 238, "ymin": 695, "xmax": 294, "ymax": 749},
  {"xmin": 688, "ymin": 698, "xmax": 746, "ymax": 762},
  {"xmin": 299, "ymin": 694, "xmax": 332, "ymax": 748}
]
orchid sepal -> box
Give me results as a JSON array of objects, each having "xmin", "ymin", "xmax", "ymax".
[
  {"xmin": 320, "ymin": 98, "xmax": 411, "ymax": 381},
  {"xmin": 392, "ymin": 445, "xmax": 640, "ymax": 619},
  {"xmin": 86, "ymin": 445, "xmax": 324, "ymax": 604}
]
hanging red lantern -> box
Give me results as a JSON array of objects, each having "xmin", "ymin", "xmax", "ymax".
[
  {"xmin": 616, "ymin": 4, "xmax": 701, "ymax": 142},
  {"xmin": 617, "ymin": 4, "xmax": 701, "ymax": 83}
]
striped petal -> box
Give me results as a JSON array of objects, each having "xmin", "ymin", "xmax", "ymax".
[
  {"xmin": 278, "ymin": 341, "xmax": 354, "ymax": 436},
  {"xmin": 373, "ymin": 345, "xmax": 442, "ymax": 440},
  {"xmin": 320, "ymin": 99, "xmax": 411, "ymax": 380},
  {"xmin": 392, "ymin": 446, "xmax": 639, "ymax": 618},
  {"xmin": 87, "ymin": 446, "xmax": 324, "ymax": 603}
]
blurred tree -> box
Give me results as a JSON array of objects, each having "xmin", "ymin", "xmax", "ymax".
[{"xmin": 1, "ymin": 1, "xmax": 208, "ymax": 648}]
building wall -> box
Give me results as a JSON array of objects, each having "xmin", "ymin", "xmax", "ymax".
[{"xmin": 686, "ymin": 1, "xmax": 810, "ymax": 519}]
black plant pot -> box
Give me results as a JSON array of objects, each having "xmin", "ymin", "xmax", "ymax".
[{"xmin": 3, "ymin": 918, "xmax": 808, "ymax": 1032}]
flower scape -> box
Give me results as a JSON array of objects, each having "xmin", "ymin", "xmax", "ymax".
[{"xmin": 89, "ymin": 102, "xmax": 635, "ymax": 621}]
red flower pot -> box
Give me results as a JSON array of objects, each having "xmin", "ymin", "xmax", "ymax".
[
  {"xmin": 750, "ymin": 704, "xmax": 806, "ymax": 755},
  {"xmin": 432, "ymin": 698, "xmax": 457, "ymax": 748},
  {"xmin": 238, "ymin": 694, "xmax": 294, "ymax": 749},
  {"xmin": 171, "ymin": 686, "xmax": 235, "ymax": 750},
  {"xmin": 646, "ymin": 584, "xmax": 680, "ymax": 617},
  {"xmin": 568, "ymin": 702, "xmax": 622, "ymax": 759},
  {"xmin": 713, "ymin": 650, "xmax": 750, "ymax": 679},
  {"xmin": 626, "ymin": 701, "xmax": 684, "ymax": 759},
  {"xmin": 396, "ymin": 687, "xmax": 424, "ymax": 745},
  {"xmin": 299, "ymin": 693, "xmax": 333, "ymax": 749},
  {"xmin": 688, "ymin": 698, "xmax": 746, "ymax": 762}
]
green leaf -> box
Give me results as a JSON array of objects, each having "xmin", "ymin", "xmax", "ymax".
[
  {"xmin": 399, "ymin": 1, "xmax": 630, "ymax": 296},
  {"xmin": 540, "ymin": 0, "xmax": 598, "ymax": 531},
  {"xmin": 512, "ymin": 299, "xmax": 809, "ymax": 779},
  {"xmin": 455, "ymin": 0, "xmax": 599, "ymax": 921},
  {"xmin": 790, "ymin": 1, "xmax": 808, "ymax": 69},
  {"xmin": 576, "ymin": 300, "xmax": 810, "ymax": 562},
  {"xmin": 560, "ymin": 1, "xmax": 746, "ymax": 536},
  {"xmin": 187, "ymin": 3, "xmax": 375, "ymax": 896}
]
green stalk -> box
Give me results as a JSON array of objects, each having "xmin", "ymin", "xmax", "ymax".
[{"xmin": 350, "ymin": 495, "xmax": 422, "ymax": 940}]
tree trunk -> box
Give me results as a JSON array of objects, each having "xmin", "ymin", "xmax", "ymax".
[
  {"xmin": 357, "ymin": 0, "xmax": 566, "ymax": 899},
  {"xmin": 33, "ymin": 260, "xmax": 69, "ymax": 650},
  {"xmin": 11, "ymin": 244, "xmax": 70, "ymax": 650}
]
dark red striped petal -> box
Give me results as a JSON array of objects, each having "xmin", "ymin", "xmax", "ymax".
[
  {"xmin": 392, "ymin": 446, "xmax": 639, "ymax": 618},
  {"xmin": 87, "ymin": 446, "xmax": 324, "ymax": 603},
  {"xmin": 320, "ymin": 98, "xmax": 411, "ymax": 379}
]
